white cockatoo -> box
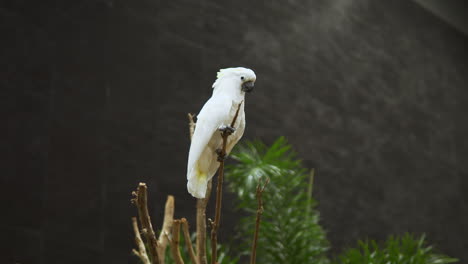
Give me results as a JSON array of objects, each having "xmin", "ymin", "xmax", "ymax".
[{"xmin": 187, "ymin": 67, "xmax": 256, "ymax": 198}]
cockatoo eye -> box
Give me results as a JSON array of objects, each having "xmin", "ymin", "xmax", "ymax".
[{"xmin": 241, "ymin": 76, "xmax": 245, "ymax": 80}]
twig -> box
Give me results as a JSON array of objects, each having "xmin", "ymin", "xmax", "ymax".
[
  {"xmin": 189, "ymin": 112, "xmax": 211, "ymax": 264},
  {"xmin": 306, "ymin": 169, "xmax": 315, "ymax": 217},
  {"xmin": 133, "ymin": 183, "xmax": 161, "ymax": 264},
  {"xmin": 307, "ymin": 169, "xmax": 315, "ymax": 200},
  {"xmin": 210, "ymin": 101, "xmax": 243, "ymax": 264},
  {"xmin": 132, "ymin": 217, "xmax": 151, "ymax": 264},
  {"xmin": 158, "ymin": 195, "xmax": 175, "ymax": 260},
  {"xmin": 188, "ymin": 113, "xmax": 196, "ymax": 141},
  {"xmin": 181, "ymin": 218, "xmax": 198, "ymax": 264},
  {"xmin": 170, "ymin": 219, "xmax": 185, "ymax": 264},
  {"xmin": 250, "ymin": 178, "xmax": 270, "ymax": 264},
  {"xmin": 196, "ymin": 180, "xmax": 212, "ymax": 264}
]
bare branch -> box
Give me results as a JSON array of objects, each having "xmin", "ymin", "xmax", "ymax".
[
  {"xmin": 250, "ymin": 178, "xmax": 270, "ymax": 264},
  {"xmin": 132, "ymin": 217, "xmax": 151, "ymax": 264},
  {"xmin": 133, "ymin": 183, "xmax": 161, "ymax": 264},
  {"xmin": 229, "ymin": 101, "xmax": 243, "ymax": 128},
  {"xmin": 188, "ymin": 113, "xmax": 196, "ymax": 140},
  {"xmin": 132, "ymin": 249, "xmax": 142, "ymax": 258},
  {"xmin": 210, "ymin": 101, "xmax": 243, "ymax": 264},
  {"xmin": 196, "ymin": 179, "xmax": 212, "ymax": 264},
  {"xmin": 181, "ymin": 218, "xmax": 198, "ymax": 264},
  {"xmin": 156, "ymin": 195, "xmax": 174, "ymax": 261},
  {"xmin": 189, "ymin": 111, "xmax": 211, "ymax": 264},
  {"xmin": 170, "ymin": 219, "xmax": 185, "ymax": 264}
]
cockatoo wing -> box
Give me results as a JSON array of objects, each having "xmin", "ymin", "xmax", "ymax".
[{"xmin": 187, "ymin": 97, "xmax": 233, "ymax": 198}]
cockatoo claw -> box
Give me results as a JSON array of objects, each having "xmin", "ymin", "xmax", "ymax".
[{"xmin": 218, "ymin": 125, "xmax": 236, "ymax": 135}]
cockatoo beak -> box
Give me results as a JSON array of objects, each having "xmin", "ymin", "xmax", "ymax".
[{"xmin": 242, "ymin": 81, "xmax": 254, "ymax": 93}]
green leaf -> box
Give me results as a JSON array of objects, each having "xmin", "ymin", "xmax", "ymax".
[
  {"xmin": 226, "ymin": 137, "xmax": 330, "ymax": 264},
  {"xmin": 334, "ymin": 233, "xmax": 458, "ymax": 264}
]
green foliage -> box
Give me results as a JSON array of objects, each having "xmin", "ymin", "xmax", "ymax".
[
  {"xmin": 334, "ymin": 234, "xmax": 458, "ymax": 264},
  {"xmin": 225, "ymin": 137, "xmax": 457, "ymax": 264},
  {"xmin": 226, "ymin": 137, "xmax": 330, "ymax": 264},
  {"xmin": 138, "ymin": 137, "xmax": 458, "ymax": 264}
]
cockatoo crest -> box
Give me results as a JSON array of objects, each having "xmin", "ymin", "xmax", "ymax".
[{"xmin": 213, "ymin": 67, "xmax": 256, "ymax": 89}]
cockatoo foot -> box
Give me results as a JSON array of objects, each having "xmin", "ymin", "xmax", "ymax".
[
  {"xmin": 218, "ymin": 125, "xmax": 236, "ymax": 135},
  {"xmin": 215, "ymin": 148, "xmax": 226, "ymax": 162}
]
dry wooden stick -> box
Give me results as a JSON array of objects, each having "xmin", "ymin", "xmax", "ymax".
[
  {"xmin": 210, "ymin": 101, "xmax": 243, "ymax": 264},
  {"xmin": 189, "ymin": 112, "xmax": 212, "ymax": 264},
  {"xmin": 158, "ymin": 195, "xmax": 175, "ymax": 261},
  {"xmin": 132, "ymin": 217, "xmax": 151, "ymax": 264},
  {"xmin": 133, "ymin": 183, "xmax": 161, "ymax": 264},
  {"xmin": 250, "ymin": 178, "xmax": 270, "ymax": 264},
  {"xmin": 196, "ymin": 180, "xmax": 212, "ymax": 264},
  {"xmin": 181, "ymin": 218, "xmax": 198, "ymax": 264},
  {"xmin": 187, "ymin": 113, "xmax": 196, "ymax": 140},
  {"xmin": 170, "ymin": 219, "xmax": 185, "ymax": 264}
]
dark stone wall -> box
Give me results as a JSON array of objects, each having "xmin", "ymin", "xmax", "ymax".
[{"xmin": 1, "ymin": 0, "xmax": 467, "ymax": 263}]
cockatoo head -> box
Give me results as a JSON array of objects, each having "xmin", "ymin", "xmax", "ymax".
[{"xmin": 213, "ymin": 67, "xmax": 256, "ymax": 93}]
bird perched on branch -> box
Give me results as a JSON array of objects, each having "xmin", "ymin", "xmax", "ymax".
[{"xmin": 187, "ymin": 67, "xmax": 256, "ymax": 198}]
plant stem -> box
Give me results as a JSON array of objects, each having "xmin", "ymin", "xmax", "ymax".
[
  {"xmin": 181, "ymin": 218, "xmax": 199, "ymax": 264},
  {"xmin": 210, "ymin": 101, "xmax": 243, "ymax": 264},
  {"xmin": 306, "ymin": 169, "xmax": 315, "ymax": 218},
  {"xmin": 158, "ymin": 195, "xmax": 175, "ymax": 260},
  {"xmin": 187, "ymin": 113, "xmax": 196, "ymax": 141},
  {"xmin": 190, "ymin": 112, "xmax": 212, "ymax": 264},
  {"xmin": 307, "ymin": 169, "xmax": 315, "ymax": 200},
  {"xmin": 250, "ymin": 178, "xmax": 269, "ymax": 264},
  {"xmin": 196, "ymin": 180, "xmax": 212, "ymax": 264},
  {"xmin": 134, "ymin": 183, "xmax": 161, "ymax": 264},
  {"xmin": 131, "ymin": 217, "xmax": 151, "ymax": 264},
  {"xmin": 210, "ymin": 156, "xmax": 225, "ymax": 264},
  {"xmin": 170, "ymin": 220, "xmax": 184, "ymax": 264}
]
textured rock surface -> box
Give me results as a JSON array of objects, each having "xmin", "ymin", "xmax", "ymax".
[{"xmin": 1, "ymin": 0, "xmax": 467, "ymax": 263}]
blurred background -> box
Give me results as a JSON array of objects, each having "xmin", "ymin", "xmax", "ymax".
[{"xmin": 1, "ymin": 0, "xmax": 467, "ymax": 263}]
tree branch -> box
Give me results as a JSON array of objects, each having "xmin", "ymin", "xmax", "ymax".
[
  {"xmin": 170, "ymin": 219, "xmax": 185, "ymax": 264},
  {"xmin": 210, "ymin": 101, "xmax": 243, "ymax": 264},
  {"xmin": 158, "ymin": 195, "xmax": 175, "ymax": 260},
  {"xmin": 181, "ymin": 218, "xmax": 198, "ymax": 264},
  {"xmin": 250, "ymin": 178, "xmax": 269, "ymax": 264},
  {"xmin": 132, "ymin": 217, "xmax": 151, "ymax": 264},
  {"xmin": 189, "ymin": 112, "xmax": 212, "ymax": 264},
  {"xmin": 188, "ymin": 113, "xmax": 196, "ymax": 141},
  {"xmin": 196, "ymin": 179, "xmax": 212, "ymax": 264},
  {"xmin": 132, "ymin": 183, "xmax": 161, "ymax": 264}
]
